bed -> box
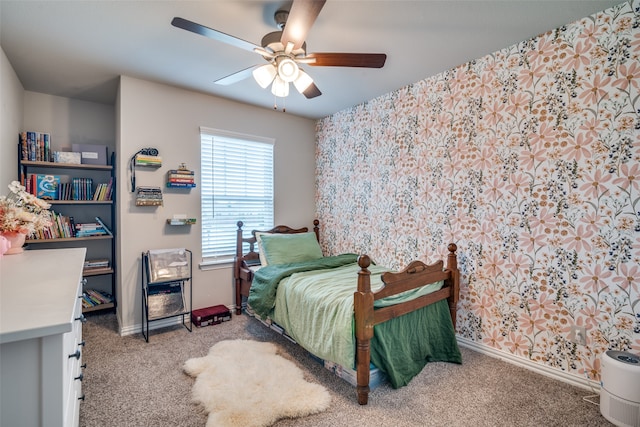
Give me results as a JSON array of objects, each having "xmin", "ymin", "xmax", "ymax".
[{"xmin": 234, "ymin": 220, "xmax": 461, "ymax": 405}]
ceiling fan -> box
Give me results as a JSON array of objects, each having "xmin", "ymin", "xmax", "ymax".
[{"xmin": 171, "ymin": 0, "xmax": 387, "ymax": 102}]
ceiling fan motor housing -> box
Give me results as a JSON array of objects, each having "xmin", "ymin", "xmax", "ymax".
[
  {"xmin": 261, "ymin": 31, "xmax": 306, "ymax": 57},
  {"xmin": 274, "ymin": 9, "xmax": 288, "ymax": 30}
]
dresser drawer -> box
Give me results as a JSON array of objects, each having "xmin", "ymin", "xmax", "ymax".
[{"xmin": 63, "ymin": 287, "xmax": 84, "ymax": 427}]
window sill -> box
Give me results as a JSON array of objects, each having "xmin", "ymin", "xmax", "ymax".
[{"xmin": 199, "ymin": 258, "xmax": 234, "ymax": 271}]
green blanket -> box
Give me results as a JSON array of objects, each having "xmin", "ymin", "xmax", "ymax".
[
  {"xmin": 248, "ymin": 255, "xmax": 462, "ymax": 388},
  {"xmin": 248, "ymin": 254, "xmax": 359, "ymax": 318},
  {"xmin": 370, "ymin": 299, "xmax": 462, "ymax": 387}
]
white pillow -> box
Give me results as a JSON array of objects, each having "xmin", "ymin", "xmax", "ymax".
[{"xmin": 254, "ymin": 232, "xmax": 272, "ymax": 266}]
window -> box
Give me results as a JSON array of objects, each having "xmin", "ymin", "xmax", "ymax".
[{"xmin": 200, "ymin": 127, "xmax": 274, "ymax": 263}]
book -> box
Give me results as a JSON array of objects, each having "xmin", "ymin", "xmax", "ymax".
[
  {"xmin": 35, "ymin": 174, "xmax": 60, "ymax": 200},
  {"xmin": 84, "ymin": 258, "xmax": 110, "ymax": 268},
  {"xmin": 68, "ymin": 216, "xmax": 77, "ymax": 237},
  {"xmin": 168, "ymin": 169, "xmax": 194, "ymax": 175},
  {"xmin": 167, "ymin": 175, "xmax": 195, "ymax": 182},
  {"xmin": 166, "ymin": 182, "xmax": 196, "ymax": 188},
  {"xmin": 168, "ymin": 179, "xmax": 195, "ymax": 185},
  {"xmin": 95, "ymin": 216, "xmax": 113, "ymax": 236}
]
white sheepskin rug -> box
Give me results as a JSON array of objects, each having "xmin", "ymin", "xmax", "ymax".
[{"xmin": 183, "ymin": 339, "xmax": 331, "ymax": 427}]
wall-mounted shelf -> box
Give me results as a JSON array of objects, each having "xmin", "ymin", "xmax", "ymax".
[{"xmin": 166, "ymin": 218, "xmax": 196, "ymax": 226}]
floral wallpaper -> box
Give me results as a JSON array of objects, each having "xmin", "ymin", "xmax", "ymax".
[{"xmin": 315, "ymin": 1, "xmax": 639, "ymax": 381}]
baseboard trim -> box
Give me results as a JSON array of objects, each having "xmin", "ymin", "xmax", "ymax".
[
  {"xmin": 119, "ymin": 316, "xmax": 188, "ymax": 336},
  {"xmin": 118, "ymin": 305, "xmax": 238, "ymax": 336},
  {"xmin": 456, "ymin": 336, "xmax": 600, "ymax": 392}
]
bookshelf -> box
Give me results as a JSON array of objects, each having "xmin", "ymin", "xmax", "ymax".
[{"xmin": 17, "ymin": 146, "xmax": 117, "ymax": 314}]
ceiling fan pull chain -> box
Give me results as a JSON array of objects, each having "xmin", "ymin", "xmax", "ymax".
[{"xmin": 273, "ymin": 95, "xmax": 286, "ymax": 112}]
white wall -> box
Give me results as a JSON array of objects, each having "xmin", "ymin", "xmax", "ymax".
[
  {"xmin": 0, "ymin": 47, "xmax": 24, "ymax": 190},
  {"xmin": 22, "ymin": 92, "xmax": 115, "ymax": 152},
  {"xmin": 117, "ymin": 76, "xmax": 316, "ymax": 334}
]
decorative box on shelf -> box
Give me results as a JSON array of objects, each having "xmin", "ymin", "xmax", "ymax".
[{"xmin": 166, "ymin": 164, "xmax": 195, "ymax": 188}]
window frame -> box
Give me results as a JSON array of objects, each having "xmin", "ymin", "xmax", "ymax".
[{"xmin": 200, "ymin": 127, "xmax": 274, "ymax": 267}]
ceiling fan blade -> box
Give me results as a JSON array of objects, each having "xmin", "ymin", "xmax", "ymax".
[
  {"xmin": 171, "ymin": 17, "xmax": 262, "ymax": 54},
  {"xmin": 281, "ymin": 0, "xmax": 326, "ymax": 51},
  {"xmin": 214, "ymin": 65, "xmax": 260, "ymax": 86},
  {"xmin": 302, "ymin": 82, "xmax": 322, "ymax": 99},
  {"xmin": 307, "ymin": 53, "xmax": 387, "ymax": 68}
]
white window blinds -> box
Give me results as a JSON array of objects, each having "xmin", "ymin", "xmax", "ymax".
[{"xmin": 200, "ymin": 128, "xmax": 274, "ymax": 261}]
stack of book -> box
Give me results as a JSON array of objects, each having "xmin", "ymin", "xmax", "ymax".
[
  {"xmin": 83, "ymin": 258, "xmax": 110, "ymax": 271},
  {"xmin": 166, "ymin": 168, "xmax": 195, "ymax": 188},
  {"xmin": 30, "ymin": 210, "xmax": 74, "ymax": 239},
  {"xmin": 75, "ymin": 217, "xmax": 112, "ymax": 237},
  {"xmin": 136, "ymin": 186, "xmax": 163, "ymax": 206},
  {"xmin": 20, "ymin": 131, "xmax": 52, "ymax": 162},
  {"xmin": 135, "ymin": 154, "xmax": 162, "ymax": 167},
  {"xmin": 82, "ymin": 289, "xmax": 113, "ymax": 309},
  {"xmin": 72, "ymin": 177, "xmax": 93, "ymax": 200},
  {"xmin": 93, "ymin": 177, "xmax": 114, "ymax": 201}
]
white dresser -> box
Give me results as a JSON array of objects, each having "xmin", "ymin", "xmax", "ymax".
[{"xmin": 1, "ymin": 247, "xmax": 86, "ymax": 427}]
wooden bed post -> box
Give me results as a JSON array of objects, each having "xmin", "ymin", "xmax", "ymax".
[
  {"xmin": 354, "ymin": 255, "xmax": 374, "ymax": 405},
  {"xmin": 234, "ymin": 221, "xmax": 244, "ymax": 315},
  {"xmin": 313, "ymin": 219, "xmax": 320, "ymax": 242},
  {"xmin": 446, "ymin": 243, "xmax": 459, "ymax": 330}
]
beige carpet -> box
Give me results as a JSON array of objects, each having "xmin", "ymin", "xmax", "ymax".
[
  {"xmin": 79, "ymin": 313, "xmax": 612, "ymax": 427},
  {"xmin": 183, "ymin": 339, "xmax": 330, "ymax": 427}
]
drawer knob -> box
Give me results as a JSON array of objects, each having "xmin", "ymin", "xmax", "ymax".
[
  {"xmin": 78, "ymin": 395, "xmax": 85, "ymax": 401},
  {"xmin": 81, "ymin": 363, "xmax": 87, "ymax": 369},
  {"xmin": 68, "ymin": 350, "xmax": 81, "ymax": 360},
  {"xmin": 78, "ymin": 341, "xmax": 86, "ymax": 347},
  {"xmin": 74, "ymin": 373, "xmax": 84, "ymax": 382},
  {"xmin": 75, "ymin": 314, "xmax": 86, "ymax": 323}
]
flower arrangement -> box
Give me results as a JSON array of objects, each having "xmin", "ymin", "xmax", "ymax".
[{"xmin": 0, "ymin": 181, "xmax": 52, "ymax": 235}]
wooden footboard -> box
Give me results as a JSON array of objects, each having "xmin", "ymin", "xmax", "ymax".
[{"xmin": 354, "ymin": 243, "xmax": 459, "ymax": 405}]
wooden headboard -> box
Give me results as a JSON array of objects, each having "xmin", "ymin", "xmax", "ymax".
[{"xmin": 234, "ymin": 220, "xmax": 320, "ymax": 314}]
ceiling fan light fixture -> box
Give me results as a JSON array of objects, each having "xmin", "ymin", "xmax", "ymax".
[
  {"xmin": 271, "ymin": 75, "xmax": 290, "ymax": 97},
  {"xmin": 293, "ymin": 69, "xmax": 314, "ymax": 93},
  {"xmin": 277, "ymin": 57, "xmax": 299, "ymax": 83},
  {"xmin": 253, "ymin": 64, "xmax": 277, "ymax": 88}
]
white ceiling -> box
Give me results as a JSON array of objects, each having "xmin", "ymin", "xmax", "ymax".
[{"xmin": 0, "ymin": 1, "xmax": 623, "ymax": 120}]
